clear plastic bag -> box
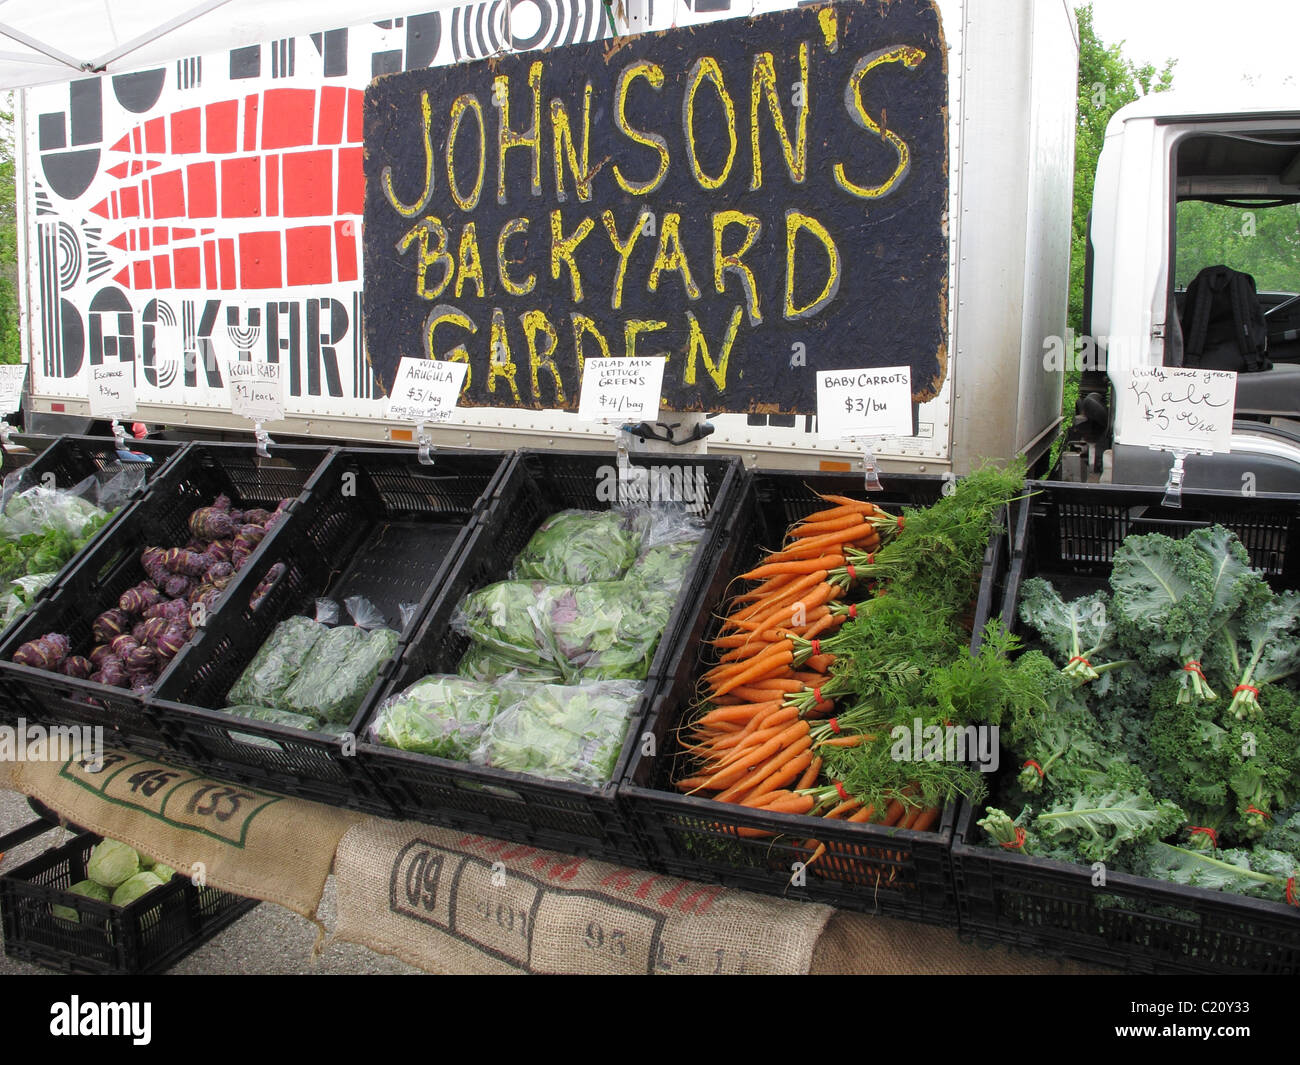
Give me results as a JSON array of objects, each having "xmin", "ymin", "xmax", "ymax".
[
  {"xmin": 509, "ymin": 509, "xmax": 644, "ymax": 584},
  {"xmin": 451, "ymin": 580, "xmax": 561, "ymax": 671},
  {"xmin": 227, "ymin": 616, "xmax": 327, "ymax": 707},
  {"xmin": 369, "ymin": 674, "xmax": 502, "ymax": 760},
  {"xmin": 344, "ymin": 594, "xmax": 387, "ymax": 630},
  {"xmin": 283, "ymin": 624, "xmax": 399, "ymax": 724},
  {"xmin": 473, "ymin": 679, "xmax": 643, "ymax": 786}
]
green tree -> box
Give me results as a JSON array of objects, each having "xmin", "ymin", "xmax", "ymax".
[
  {"xmin": 0, "ymin": 93, "xmax": 17, "ymax": 365},
  {"xmin": 1051, "ymin": 6, "xmax": 1175, "ymax": 472},
  {"xmin": 1071, "ymin": 4, "xmax": 1176, "ymax": 333}
]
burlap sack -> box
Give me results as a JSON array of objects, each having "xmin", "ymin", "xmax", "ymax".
[
  {"xmin": 811, "ymin": 911, "xmax": 1111, "ymax": 974},
  {"xmin": 12, "ymin": 748, "xmax": 362, "ymax": 922},
  {"xmin": 332, "ymin": 818, "xmax": 838, "ymax": 974}
]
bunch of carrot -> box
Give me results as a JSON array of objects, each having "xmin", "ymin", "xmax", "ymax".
[{"xmin": 672, "ymin": 491, "xmax": 944, "ymax": 844}]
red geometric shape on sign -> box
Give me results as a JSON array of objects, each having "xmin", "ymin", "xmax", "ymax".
[
  {"xmin": 285, "ymin": 226, "xmax": 331, "ymax": 285},
  {"xmin": 113, "ymin": 266, "xmax": 130, "ymax": 287},
  {"xmin": 150, "ymin": 169, "xmax": 185, "ymax": 218},
  {"xmin": 336, "ymin": 147, "xmax": 363, "ymax": 215},
  {"xmin": 144, "ymin": 117, "xmax": 165, "ymax": 154},
  {"xmin": 111, "ymin": 133, "xmax": 130, "ymax": 153},
  {"xmin": 334, "ymin": 220, "xmax": 357, "ymax": 282},
  {"xmin": 203, "ymin": 240, "xmax": 218, "ymax": 288},
  {"xmin": 173, "ymin": 228, "xmax": 195, "ymax": 240},
  {"xmin": 205, "ymin": 100, "xmax": 238, "ymax": 153},
  {"xmin": 219, "ymin": 239, "xmax": 237, "ymax": 289},
  {"xmin": 132, "ymin": 128, "xmax": 143, "ymax": 154},
  {"xmin": 282, "ymin": 150, "xmax": 332, "ymax": 217},
  {"xmin": 152, "ymin": 226, "xmax": 169, "ymax": 245},
  {"xmin": 239, "ymin": 231, "xmax": 282, "ymax": 288},
  {"xmin": 317, "ymin": 86, "xmax": 346, "ymax": 145},
  {"xmin": 173, "ymin": 246, "xmax": 201, "ymax": 288},
  {"xmin": 262, "ymin": 88, "xmax": 316, "ymax": 149},
  {"xmin": 220, "ymin": 157, "xmax": 260, "ymax": 218},
  {"xmin": 153, "ymin": 254, "xmax": 172, "ymax": 288},
  {"xmin": 138, "ymin": 229, "xmax": 150, "ymax": 251},
  {"xmin": 265, "ymin": 155, "xmax": 279, "ymax": 216},
  {"xmin": 345, "ymin": 88, "xmax": 363, "ymax": 143},
  {"xmin": 109, "ymin": 233, "xmax": 127, "ymax": 250},
  {"xmin": 186, "ymin": 161, "xmax": 216, "ymax": 218},
  {"xmin": 243, "ymin": 94, "xmax": 259, "ymax": 153},
  {"xmin": 107, "ymin": 161, "xmax": 130, "ymax": 179},
  {"xmin": 170, "ymin": 107, "xmax": 201, "ymax": 154},
  {"xmin": 90, "ymin": 197, "xmax": 111, "ymax": 219},
  {"xmin": 132, "ymin": 260, "xmax": 152, "ymax": 288},
  {"xmin": 119, "ymin": 185, "xmax": 139, "ymax": 217}
]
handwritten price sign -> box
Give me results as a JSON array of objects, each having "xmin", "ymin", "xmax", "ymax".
[
  {"xmin": 815, "ymin": 366, "xmax": 913, "ymax": 439},
  {"xmin": 88, "ymin": 363, "xmax": 137, "ymax": 419},
  {"xmin": 577, "ymin": 357, "xmax": 666, "ymax": 423},
  {"xmin": 1117, "ymin": 366, "xmax": 1235, "ymax": 454},
  {"xmin": 0, "ymin": 364, "xmax": 27, "ymax": 416},
  {"xmin": 228, "ymin": 360, "xmax": 285, "ymax": 422},
  {"xmin": 387, "ymin": 357, "xmax": 467, "ymax": 423}
]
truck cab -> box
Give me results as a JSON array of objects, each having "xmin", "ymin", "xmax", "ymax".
[{"xmin": 1082, "ymin": 90, "xmax": 1300, "ymax": 490}]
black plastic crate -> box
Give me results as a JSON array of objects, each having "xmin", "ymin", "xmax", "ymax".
[
  {"xmin": 0, "ymin": 442, "xmax": 334, "ymax": 759},
  {"xmin": 356, "ymin": 448, "xmax": 746, "ymax": 862},
  {"xmin": 619, "ymin": 470, "xmax": 1014, "ymax": 924},
  {"xmin": 952, "ymin": 479, "xmax": 1300, "ymax": 974},
  {"xmin": 0, "ymin": 435, "xmax": 184, "ymax": 630},
  {"xmin": 148, "ymin": 447, "xmax": 512, "ymax": 813},
  {"xmin": 0, "ymin": 821, "xmax": 257, "ymax": 974}
]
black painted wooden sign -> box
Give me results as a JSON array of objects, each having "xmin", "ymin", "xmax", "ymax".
[{"xmin": 363, "ymin": 0, "xmax": 947, "ymax": 414}]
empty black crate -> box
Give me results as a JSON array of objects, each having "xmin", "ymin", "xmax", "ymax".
[
  {"xmin": 952, "ymin": 480, "xmax": 1300, "ymax": 974},
  {"xmin": 0, "ymin": 822, "xmax": 258, "ymax": 974},
  {"xmin": 619, "ymin": 470, "xmax": 1013, "ymax": 924},
  {"xmin": 148, "ymin": 447, "xmax": 511, "ymax": 813},
  {"xmin": 0, "ymin": 442, "xmax": 333, "ymax": 759},
  {"xmin": 357, "ymin": 448, "xmax": 746, "ymax": 863}
]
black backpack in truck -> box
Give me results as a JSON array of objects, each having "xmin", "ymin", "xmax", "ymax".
[{"xmin": 1180, "ymin": 264, "xmax": 1271, "ymax": 372}]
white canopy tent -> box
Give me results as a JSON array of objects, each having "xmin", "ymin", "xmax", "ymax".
[{"xmin": 0, "ymin": 0, "xmax": 520, "ymax": 89}]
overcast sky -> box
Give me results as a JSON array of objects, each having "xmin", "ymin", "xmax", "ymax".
[{"xmin": 1086, "ymin": 0, "xmax": 1298, "ymax": 93}]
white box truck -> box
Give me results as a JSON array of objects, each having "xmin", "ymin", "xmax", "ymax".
[{"xmin": 6, "ymin": 0, "xmax": 1078, "ymax": 475}]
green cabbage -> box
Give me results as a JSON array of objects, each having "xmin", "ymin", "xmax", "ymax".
[
  {"xmin": 51, "ymin": 879, "xmax": 111, "ymax": 923},
  {"xmin": 111, "ymin": 871, "xmax": 165, "ymax": 906},
  {"xmin": 87, "ymin": 839, "xmax": 141, "ymax": 888}
]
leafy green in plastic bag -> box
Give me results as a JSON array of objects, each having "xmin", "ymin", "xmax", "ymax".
[
  {"xmin": 284, "ymin": 625, "xmax": 398, "ymax": 723},
  {"xmin": 371, "ymin": 675, "xmax": 502, "ymax": 759},
  {"xmin": 228, "ymin": 616, "xmax": 326, "ymax": 707},
  {"xmin": 476, "ymin": 680, "xmax": 642, "ymax": 786},
  {"xmin": 510, "ymin": 510, "xmax": 642, "ymax": 584}
]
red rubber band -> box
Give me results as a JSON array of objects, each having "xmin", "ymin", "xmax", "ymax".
[
  {"xmin": 1188, "ymin": 826, "xmax": 1219, "ymax": 849},
  {"xmin": 999, "ymin": 826, "xmax": 1027, "ymax": 850},
  {"xmin": 834, "ymin": 780, "xmax": 849, "ymax": 802},
  {"xmin": 811, "ymin": 639, "xmax": 821, "ymax": 657},
  {"xmin": 1022, "ymin": 760, "xmax": 1044, "ymax": 779},
  {"xmin": 829, "ymin": 717, "xmax": 841, "ymax": 734},
  {"xmin": 1246, "ymin": 805, "xmax": 1272, "ymax": 820},
  {"xmin": 897, "ymin": 515, "xmax": 905, "ymax": 531},
  {"xmin": 848, "ymin": 604, "xmax": 857, "ymax": 619},
  {"xmin": 1232, "ymin": 684, "xmax": 1260, "ymax": 697},
  {"xmin": 1067, "ymin": 656, "xmax": 1093, "ymax": 668},
  {"xmin": 1183, "ymin": 660, "xmax": 1207, "ymax": 680},
  {"xmin": 846, "ymin": 564, "xmax": 857, "ymax": 581},
  {"xmin": 867, "ymin": 553, "xmax": 875, "ymax": 565},
  {"xmin": 813, "ymin": 686, "xmax": 822, "ymax": 704},
  {"xmin": 1288, "ymin": 877, "xmax": 1298, "ymax": 907}
]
